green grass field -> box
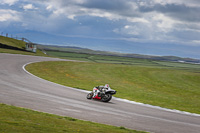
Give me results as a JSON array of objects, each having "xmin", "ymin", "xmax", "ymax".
[
  {"xmin": 26, "ymin": 61, "xmax": 200, "ymax": 114},
  {"xmin": 0, "ymin": 104, "xmax": 144, "ymax": 133}
]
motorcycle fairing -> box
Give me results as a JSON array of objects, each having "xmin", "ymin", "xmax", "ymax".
[{"xmin": 93, "ymin": 88, "xmax": 101, "ymax": 100}]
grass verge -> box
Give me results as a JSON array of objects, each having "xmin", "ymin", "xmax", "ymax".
[
  {"xmin": 0, "ymin": 103, "xmax": 145, "ymax": 133},
  {"xmin": 26, "ymin": 61, "xmax": 200, "ymax": 114}
]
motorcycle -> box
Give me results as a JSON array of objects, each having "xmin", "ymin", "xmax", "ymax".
[{"xmin": 86, "ymin": 86, "xmax": 116, "ymax": 102}]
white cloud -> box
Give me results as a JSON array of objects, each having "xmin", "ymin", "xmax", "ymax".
[
  {"xmin": 0, "ymin": 9, "xmax": 20, "ymax": 22},
  {"xmin": 152, "ymin": 13, "xmax": 176, "ymax": 32},
  {"xmin": 0, "ymin": 0, "xmax": 200, "ymax": 50},
  {"xmin": 0, "ymin": 0, "xmax": 18, "ymax": 6},
  {"xmin": 23, "ymin": 4, "xmax": 38, "ymax": 10},
  {"xmin": 41, "ymin": 0, "xmax": 200, "ymax": 45},
  {"xmin": 192, "ymin": 40, "xmax": 200, "ymax": 45},
  {"xmin": 127, "ymin": 17, "xmax": 149, "ymax": 23},
  {"xmin": 153, "ymin": 0, "xmax": 200, "ymax": 7},
  {"xmin": 114, "ymin": 24, "xmax": 143, "ymax": 37},
  {"xmin": 124, "ymin": 25, "xmax": 130, "ymax": 29},
  {"xmin": 46, "ymin": 5, "xmax": 53, "ymax": 10}
]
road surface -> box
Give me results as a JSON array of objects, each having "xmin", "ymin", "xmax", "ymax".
[{"xmin": 0, "ymin": 53, "xmax": 200, "ymax": 133}]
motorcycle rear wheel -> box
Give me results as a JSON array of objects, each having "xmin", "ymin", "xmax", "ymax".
[{"xmin": 101, "ymin": 94, "xmax": 112, "ymax": 102}]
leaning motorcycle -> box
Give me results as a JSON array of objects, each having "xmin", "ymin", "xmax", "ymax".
[{"xmin": 86, "ymin": 87, "xmax": 116, "ymax": 102}]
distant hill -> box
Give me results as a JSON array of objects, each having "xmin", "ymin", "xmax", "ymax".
[{"xmin": 37, "ymin": 44, "xmax": 200, "ymax": 64}]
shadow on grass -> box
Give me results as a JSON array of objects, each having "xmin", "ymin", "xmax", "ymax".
[{"xmin": 0, "ymin": 43, "xmax": 26, "ymax": 52}]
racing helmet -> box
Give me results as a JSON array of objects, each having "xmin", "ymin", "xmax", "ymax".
[{"xmin": 105, "ymin": 84, "xmax": 109, "ymax": 88}]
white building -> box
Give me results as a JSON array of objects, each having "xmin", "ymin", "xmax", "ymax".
[{"xmin": 26, "ymin": 43, "xmax": 37, "ymax": 53}]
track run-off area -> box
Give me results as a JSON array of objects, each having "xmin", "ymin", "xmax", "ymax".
[{"xmin": 0, "ymin": 53, "xmax": 200, "ymax": 133}]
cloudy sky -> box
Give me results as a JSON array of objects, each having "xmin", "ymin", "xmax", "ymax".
[{"xmin": 0, "ymin": 0, "xmax": 200, "ymax": 59}]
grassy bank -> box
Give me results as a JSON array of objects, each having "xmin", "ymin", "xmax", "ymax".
[
  {"xmin": 0, "ymin": 104, "xmax": 144, "ymax": 133},
  {"xmin": 26, "ymin": 61, "xmax": 200, "ymax": 114},
  {"xmin": 0, "ymin": 36, "xmax": 45, "ymax": 56}
]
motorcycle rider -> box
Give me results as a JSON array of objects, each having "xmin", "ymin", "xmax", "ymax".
[
  {"xmin": 98, "ymin": 84, "xmax": 110, "ymax": 91},
  {"xmin": 104, "ymin": 84, "xmax": 110, "ymax": 90},
  {"xmin": 93, "ymin": 84, "xmax": 110, "ymax": 97}
]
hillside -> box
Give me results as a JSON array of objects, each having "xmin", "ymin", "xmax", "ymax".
[
  {"xmin": 0, "ymin": 36, "xmax": 45, "ymax": 56},
  {"xmin": 38, "ymin": 44, "xmax": 200, "ymax": 64},
  {"xmin": 1, "ymin": 36, "xmax": 199, "ymax": 64},
  {"xmin": 0, "ymin": 36, "xmax": 26, "ymax": 49}
]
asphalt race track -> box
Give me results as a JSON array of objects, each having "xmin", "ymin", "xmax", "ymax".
[{"xmin": 0, "ymin": 53, "xmax": 200, "ymax": 133}]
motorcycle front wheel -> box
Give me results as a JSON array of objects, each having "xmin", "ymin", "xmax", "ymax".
[
  {"xmin": 101, "ymin": 94, "xmax": 112, "ymax": 102},
  {"xmin": 87, "ymin": 93, "xmax": 93, "ymax": 99}
]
